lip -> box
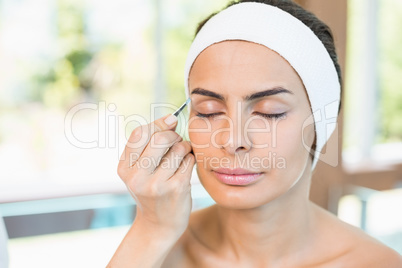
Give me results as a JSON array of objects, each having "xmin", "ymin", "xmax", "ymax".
[
  {"xmin": 214, "ymin": 168, "xmax": 262, "ymax": 175},
  {"xmin": 213, "ymin": 168, "xmax": 263, "ymax": 186}
]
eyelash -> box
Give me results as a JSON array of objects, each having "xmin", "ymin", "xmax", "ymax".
[{"xmin": 195, "ymin": 112, "xmax": 287, "ymax": 120}]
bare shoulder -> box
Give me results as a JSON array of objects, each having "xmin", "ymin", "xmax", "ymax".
[
  {"xmin": 312, "ymin": 203, "xmax": 402, "ymax": 268},
  {"xmin": 343, "ymin": 228, "xmax": 402, "ymax": 267}
]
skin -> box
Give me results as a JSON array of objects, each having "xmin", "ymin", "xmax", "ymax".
[{"xmin": 161, "ymin": 41, "xmax": 402, "ymax": 267}]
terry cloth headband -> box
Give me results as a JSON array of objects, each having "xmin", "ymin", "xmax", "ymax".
[{"xmin": 183, "ymin": 2, "xmax": 341, "ymax": 170}]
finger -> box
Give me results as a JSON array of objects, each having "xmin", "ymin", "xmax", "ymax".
[
  {"xmin": 152, "ymin": 141, "xmax": 193, "ymax": 180},
  {"xmin": 131, "ymin": 130, "xmax": 183, "ymax": 176},
  {"xmin": 170, "ymin": 153, "xmax": 195, "ymax": 187},
  {"xmin": 118, "ymin": 113, "xmax": 178, "ymax": 169}
]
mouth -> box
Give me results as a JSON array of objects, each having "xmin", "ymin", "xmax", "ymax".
[{"xmin": 212, "ymin": 168, "xmax": 264, "ymax": 186}]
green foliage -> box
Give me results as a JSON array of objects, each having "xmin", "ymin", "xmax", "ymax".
[
  {"xmin": 28, "ymin": 0, "xmax": 94, "ymax": 108},
  {"xmin": 379, "ymin": 0, "xmax": 402, "ymax": 142},
  {"xmin": 345, "ymin": 0, "xmax": 402, "ymax": 148},
  {"xmin": 163, "ymin": 0, "xmax": 229, "ymax": 105}
]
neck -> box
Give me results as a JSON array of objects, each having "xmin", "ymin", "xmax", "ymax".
[{"xmin": 214, "ymin": 167, "xmax": 316, "ymax": 265}]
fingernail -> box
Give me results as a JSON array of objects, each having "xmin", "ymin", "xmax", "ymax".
[{"xmin": 164, "ymin": 114, "xmax": 178, "ymax": 126}]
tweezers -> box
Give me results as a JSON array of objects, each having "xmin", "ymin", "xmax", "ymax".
[{"xmin": 173, "ymin": 97, "xmax": 191, "ymax": 117}]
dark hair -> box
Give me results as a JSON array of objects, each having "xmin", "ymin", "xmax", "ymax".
[{"xmin": 195, "ymin": 0, "xmax": 342, "ymax": 114}]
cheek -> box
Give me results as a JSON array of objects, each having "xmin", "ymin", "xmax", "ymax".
[
  {"xmin": 188, "ymin": 116, "xmax": 215, "ymax": 163},
  {"xmin": 189, "ymin": 130, "xmax": 211, "ymax": 150},
  {"xmin": 188, "ymin": 115, "xmax": 211, "ymax": 143},
  {"xmin": 274, "ymin": 114, "xmax": 313, "ymax": 169},
  {"xmin": 245, "ymin": 116, "xmax": 303, "ymax": 157},
  {"xmin": 245, "ymin": 117, "xmax": 273, "ymax": 148}
]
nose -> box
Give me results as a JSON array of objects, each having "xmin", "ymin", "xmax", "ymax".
[{"xmin": 215, "ymin": 105, "xmax": 251, "ymax": 155}]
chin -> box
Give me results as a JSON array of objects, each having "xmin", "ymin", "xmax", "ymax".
[{"xmin": 196, "ymin": 167, "xmax": 292, "ymax": 210}]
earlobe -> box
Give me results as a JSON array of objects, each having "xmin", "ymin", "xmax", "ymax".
[
  {"xmin": 301, "ymin": 124, "xmax": 316, "ymax": 164},
  {"xmin": 309, "ymin": 135, "xmax": 317, "ymax": 160}
]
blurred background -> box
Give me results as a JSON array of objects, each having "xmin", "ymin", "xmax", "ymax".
[{"xmin": 0, "ymin": 0, "xmax": 401, "ymax": 267}]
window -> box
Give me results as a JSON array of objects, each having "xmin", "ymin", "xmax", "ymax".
[
  {"xmin": 343, "ymin": 0, "xmax": 402, "ymax": 164},
  {"xmin": 0, "ymin": 0, "xmax": 227, "ymax": 200}
]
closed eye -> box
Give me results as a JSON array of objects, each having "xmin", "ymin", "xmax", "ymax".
[
  {"xmin": 253, "ymin": 112, "xmax": 287, "ymax": 120},
  {"xmin": 195, "ymin": 112, "xmax": 287, "ymax": 120},
  {"xmin": 195, "ymin": 112, "xmax": 223, "ymax": 118}
]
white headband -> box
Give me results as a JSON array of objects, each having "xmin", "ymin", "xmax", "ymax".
[{"xmin": 183, "ymin": 2, "xmax": 341, "ymax": 170}]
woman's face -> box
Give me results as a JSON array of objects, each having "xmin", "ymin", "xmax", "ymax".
[{"xmin": 188, "ymin": 41, "xmax": 315, "ymax": 209}]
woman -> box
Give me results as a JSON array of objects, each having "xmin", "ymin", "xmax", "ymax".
[{"xmin": 108, "ymin": 1, "xmax": 402, "ymax": 267}]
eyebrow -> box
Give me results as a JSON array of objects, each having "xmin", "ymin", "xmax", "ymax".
[{"xmin": 190, "ymin": 87, "xmax": 294, "ymax": 102}]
